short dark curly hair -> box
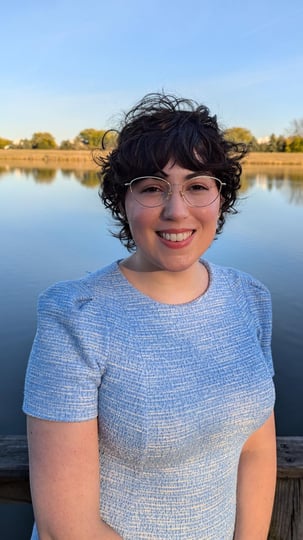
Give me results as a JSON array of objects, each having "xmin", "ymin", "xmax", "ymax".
[{"xmin": 95, "ymin": 92, "xmax": 247, "ymax": 251}]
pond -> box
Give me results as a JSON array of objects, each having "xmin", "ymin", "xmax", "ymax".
[{"xmin": 0, "ymin": 164, "xmax": 302, "ymax": 538}]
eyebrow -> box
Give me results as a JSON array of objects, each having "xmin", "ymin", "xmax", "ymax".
[{"xmin": 156, "ymin": 170, "xmax": 209, "ymax": 180}]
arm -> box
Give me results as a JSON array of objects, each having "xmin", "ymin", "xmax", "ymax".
[
  {"xmin": 27, "ymin": 416, "xmax": 122, "ymax": 540},
  {"xmin": 234, "ymin": 412, "xmax": 276, "ymax": 540}
]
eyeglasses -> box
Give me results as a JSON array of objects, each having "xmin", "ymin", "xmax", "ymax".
[{"xmin": 124, "ymin": 176, "xmax": 226, "ymax": 208}]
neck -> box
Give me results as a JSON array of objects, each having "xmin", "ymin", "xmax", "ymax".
[{"xmin": 119, "ymin": 259, "xmax": 209, "ymax": 304}]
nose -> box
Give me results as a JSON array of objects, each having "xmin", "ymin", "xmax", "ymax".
[{"xmin": 161, "ymin": 187, "xmax": 189, "ymax": 220}]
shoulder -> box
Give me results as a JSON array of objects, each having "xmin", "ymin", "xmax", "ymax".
[
  {"xmin": 205, "ymin": 261, "xmax": 272, "ymax": 325},
  {"xmin": 207, "ymin": 260, "xmax": 271, "ymax": 299},
  {"xmin": 38, "ymin": 261, "xmax": 120, "ymax": 316}
]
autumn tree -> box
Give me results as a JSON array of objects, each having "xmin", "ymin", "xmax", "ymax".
[
  {"xmin": 285, "ymin": 118, "xmax": 303, "ymax": 152},
  {"xmin": 0, "ymin": 137, "xmax": 12, "ymax": 149},
  {"xmin": 285, "ymin": 136, "xmax": 303, "ymax": 152},
  {"xmin": 79, "ymin": 129, "xmax": 106, "ymax": 148},
  {"xmin": 31, "ymin": 132, "xmax": 57, "ymax": 149},
  {"xmin": 60, "ymin": 139, "xmax": 75, "ymax": 150},
  {"xmin": 79, "ymin": 129, "xmax": 117, "ymax": 149},
  {"xmin": 224, "ymin": 127, "xmax": 256, "ymax": 147}
]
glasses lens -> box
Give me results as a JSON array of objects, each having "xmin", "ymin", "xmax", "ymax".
[
  {"xmin": 130, "ymin": 177, "xmax": 169, "ymax": 207},
  {"xmin": 128, "ymin": 176, "xmax": 222, "ymax": 207},
  {"xmin": 182, "ymin": 177, "xmax": 221, "ymax": 207}
]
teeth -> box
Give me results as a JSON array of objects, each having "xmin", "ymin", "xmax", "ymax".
[{"xmin": 159, "ymin": 231, "xmax": 192, "ymax": 242}]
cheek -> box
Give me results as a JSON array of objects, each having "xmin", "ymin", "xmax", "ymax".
[
  {"xmin": 125, "ymin": 202, "xmax": 143, "ymax": 228},
  {"xmin": 124, "ymin": 198, "xmax": 153, "ymax": 237},
  {"xmin": 198, "ymin": 203, "xmax": 220, "ymax": 224}
]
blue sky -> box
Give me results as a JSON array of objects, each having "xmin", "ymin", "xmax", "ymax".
[{"xmin": 1, "ymin": 0, "xmax": 303, "ymax": 143}]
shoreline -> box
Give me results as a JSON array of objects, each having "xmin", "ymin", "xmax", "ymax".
[
  {"xmin": 0, "ymin": 149, "xmax": 99, "ymax": 171},
  {"xmin": 1, "ymin": 149, "xmax": 303, "ymax": 168}
]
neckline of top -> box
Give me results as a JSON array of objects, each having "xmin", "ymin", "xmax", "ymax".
[{"xmin": 109, "ymin": 259, "xmax": 216, "ymax": 309}]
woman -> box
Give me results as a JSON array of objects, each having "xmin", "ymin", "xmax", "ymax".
[{"xmin": 23, "ymin": 93, "xmax": 276, "ymax": 539}]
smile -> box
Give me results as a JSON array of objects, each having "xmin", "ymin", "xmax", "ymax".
[{"xmin": 157, "ymin": 231, "xmax": 193, "ymax": 242}]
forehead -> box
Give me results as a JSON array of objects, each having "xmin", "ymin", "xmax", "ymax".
[{"xmin": 158, "ymin": 162, "xmax": 212, "ymax": 179}]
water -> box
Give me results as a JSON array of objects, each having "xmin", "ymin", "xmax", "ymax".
[{"xmin": 0, "ymin": 165, "xmax": 302, "ymax": 538}]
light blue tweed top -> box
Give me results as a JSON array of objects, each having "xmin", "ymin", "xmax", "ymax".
[{"xmin": 23, "ymin": 260, "xmax": 275, "ymax": 540}]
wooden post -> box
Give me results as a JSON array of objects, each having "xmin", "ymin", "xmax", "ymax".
[
  {"xmin": 0, "ymin": 435, "xmax": 302, "ymax": 538},
  {"xmin": 0, "ymin": 435, "xmax": 31, "ymax": 503},
  {"xmin": 268, "ymin": 437, "xmax": 303, "ymax": 540}
]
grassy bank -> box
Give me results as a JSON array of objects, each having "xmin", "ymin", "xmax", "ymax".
[
  {"xmin": 0, "ymin": 149, "xmax": 100, "ymax": 170},
  {"xmin": 1, "ymin": 149, "xmax": 303, "ymax": 168},
  {"xmin": 243, "ymin": 152, "xmax": 303, "ymax": 166}
]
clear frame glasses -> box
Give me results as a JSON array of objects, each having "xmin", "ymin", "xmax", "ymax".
[{"xmin": 124, "ymin": 175, "xmax": 226, "ymax": 208}]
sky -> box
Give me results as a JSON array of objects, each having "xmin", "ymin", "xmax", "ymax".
[{"xmin": 1, "ymin": 0, "xmax": 303, "ymax": 144}]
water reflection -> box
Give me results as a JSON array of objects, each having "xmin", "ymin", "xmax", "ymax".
[
  {"xmin": 1, "ymin": 165, "xmax": 303, "ymax": 205},
  {"xmin": 240, "ymin": 168, "xmax": 303, "ymax": 206},
  {"xmin": 243, "ymin": 174, "xmax": 303, "ymax": 205},
  {"xmin": 32, "ymin": 168, "xmax": 57, "ymax": 183},
  {"xmin": 0, "ymin": 165, "xmax": 100, "ymax": 187},
  {"xmin": 73, "ymin": 169, "xmax": 100, "ymax": 187}
]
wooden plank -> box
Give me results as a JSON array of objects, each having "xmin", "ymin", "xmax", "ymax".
[
  {"xmin": 268, "ymin": 478, "xmax": 303, "ymax": 540},
  {"xmin": 0, "ymin": 433, "xmax": 302, "ymax": 540},
  {"xmin": 0, "ymin": 478, "xmax": 31, "ymax": 504},
  {"xmin": 0, "ymin": 435, "xmax": 30, "ymax": 503},
  {"xmin": 277, "ymin": 437, "xmax": 303, "ymax": 478},
  {"xmin": 269, "ymin": 437, "xmax": 303, "ymax": 539},
  {"xmin": 0, "ymin": 435, "xmax": 29, "ymax": 478},
  {"xmin": 3, "ymin": 436, "xmax": 302, "ymax": 478}
]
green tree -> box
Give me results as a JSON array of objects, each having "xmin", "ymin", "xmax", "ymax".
[
  {"xmin": 79, "ymin": 129, "xmax": 117, "ymax": 149},
  {"xmin": 18, "ymin": 139, "xmax": 32, "ymax": 149},
  {"xmin": 285, "ymin": 118, "xmax": 303, "ymax": 151},
  {"xmin": 79, "ymin": 129, "xmax": 106, "ymax": 148},
  {"xmin": 60, "ymin": 139, "xmax": 75, "ymax": 150},
  {"xmin": 285, "ymin": 136, "xmax": 303, "ymax": 152},
  {"xmin": 267, "ymin": 134, "xmax": 278, "ymax": 152},
  {"xmin": 276, "ymin": 136, "xmax": 286, "ymax": 152},
  {"xmin": 31, "ymin": 132, "xmax": 57, "ymax": 149},
  {"xmin": 0, "ymin": 137, "xmax": 12, "ymax": 149},
  {"xmin": 224, "ymin": 127, "xmax": 256, "ymax": 147}
]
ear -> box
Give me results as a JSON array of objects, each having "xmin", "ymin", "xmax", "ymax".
[{"xmin": 119, "ymin": 203, "xmax": 128, "ymax": 222}]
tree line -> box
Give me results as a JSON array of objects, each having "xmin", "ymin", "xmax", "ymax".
[
  {"xmin": 1, "ymin": 121, "xmax": 303, "ymax": 152},
  {"xmin": 0, "ymin": 129, "xmax": 117, "ymax": 151},
  {"xmin": 224, "ymin": 119, "xmax": 303, "ymax": 152}
]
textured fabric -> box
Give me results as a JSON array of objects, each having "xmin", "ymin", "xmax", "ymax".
[{"xmin": 23, "ymin": 260, "xmax": 275, "ymax": 540}]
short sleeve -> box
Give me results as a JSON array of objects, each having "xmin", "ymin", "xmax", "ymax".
[
  {"xmin": 23, "ymin": 282, "xmax": 107, "ymax": 422},
  {"xmin": 241, "ymin": 275, "xmax": 274, "ymax": 377},
  {"xmin": 225, "ymin": 267, "xmax": 274, "ymax": 378}
]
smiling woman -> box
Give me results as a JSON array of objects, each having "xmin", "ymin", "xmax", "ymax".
[
  {"xmin": 120, "ymin": 162, "xmax": 222, "ymax": 293},
  {"xmin": 23, "ymin": 92, "xmax": 276, "ymax": 540}
]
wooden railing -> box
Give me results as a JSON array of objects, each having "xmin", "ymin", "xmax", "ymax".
[
  {"xmin": 0, "ymin": 436, "xmax": 302, "ymax": 539},
  {"xmin": 0, "ymin": 435, "xmax": 30, "ymax": 504},
  {"xmin": 269, "ymin": 437, "xmax": 303, "ymax": 539}
]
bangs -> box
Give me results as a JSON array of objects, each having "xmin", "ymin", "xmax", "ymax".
[{"xmin": 117, "ymin": 118, "xmax": 222, "ymax": 180}]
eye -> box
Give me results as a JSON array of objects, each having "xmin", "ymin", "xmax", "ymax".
[
  {"xmin": 142, "ymin": 184, "xmax": 163, "ymax": 193},
  {"xmin": 186, "ymin": 179, "xmax": 212, "ymax": 192},
  {"xmin": 134, "ymin": 178, "xmax": 167, "ymax": 194},
  {"xmin": 191, "ymin": 183, "xmax": 209, "ymax": 191}
]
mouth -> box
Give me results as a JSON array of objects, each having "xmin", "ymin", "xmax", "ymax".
[{"xmin": 157, "ymin": 231, "xmax": 194, "ymax": 242}]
